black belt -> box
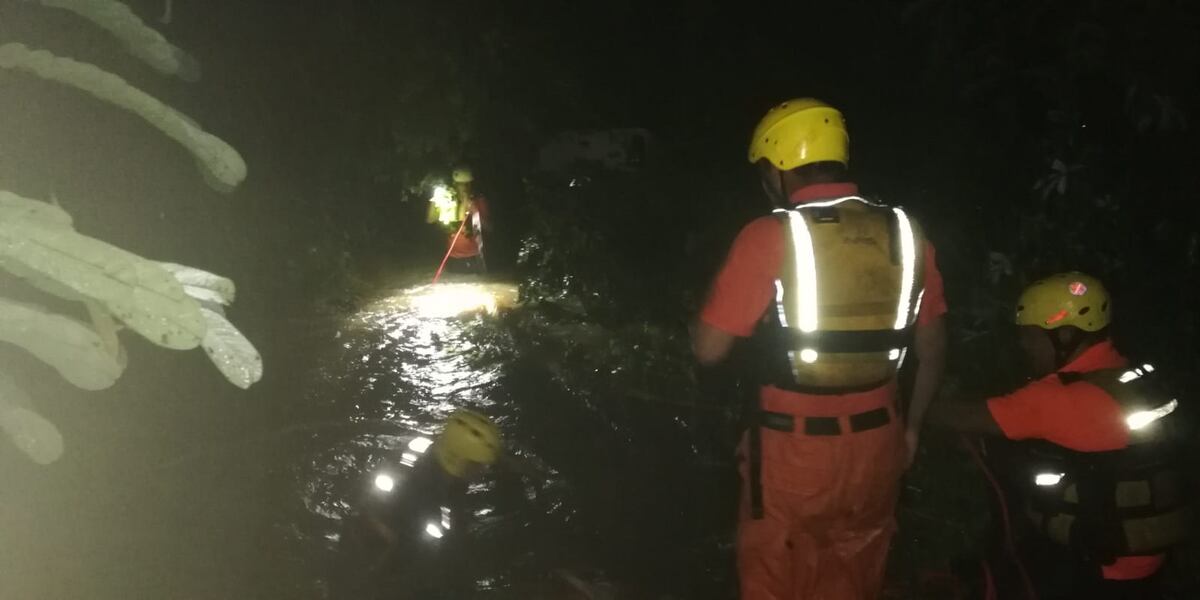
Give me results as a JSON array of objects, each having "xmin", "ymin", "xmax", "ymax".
[{"xmin": 760, "ymin": 407, "xmax": 891, "ymax": 435}]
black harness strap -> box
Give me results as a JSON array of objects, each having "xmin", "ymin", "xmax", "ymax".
[
  {"xmin": 749, "ymin": 417, "xmax": 764, "ymax": 519},
  {"xmin": 758, "ymin": 326, "xmax": 914, "ymax": 354},
  {"xmin": 740, "ymin": 380, "xmax": 765, "ymax": 520}
]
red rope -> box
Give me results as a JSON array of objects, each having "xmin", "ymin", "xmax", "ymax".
[
  {"xmin": 961, "ymin": 435, "xmax": 1039, "ymax": 600},
  {"xmin": 432, "ymin": 218, "xmax": 469, "ymax": 284},
  {"xmin": 982, "ymin": 559, "xmax": 997, "ymax": 600}
]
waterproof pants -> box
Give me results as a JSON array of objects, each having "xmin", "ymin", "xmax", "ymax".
[{"xmin": 736, "ymin": 409, "xmax": 905, "ymax": 600}]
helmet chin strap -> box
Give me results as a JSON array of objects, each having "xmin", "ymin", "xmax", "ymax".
[
  {"xmin": 774, "ymin": 170, "xmax": 788, "ymax": 207},
  {"xmin": 1046, "ymin": 328, "xmax": 1085, "ymax": 370}
]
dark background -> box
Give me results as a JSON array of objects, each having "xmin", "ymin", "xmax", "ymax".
[{"xmin": 2, "ymin": 0, "xmax": 1199, "ymax": 598}]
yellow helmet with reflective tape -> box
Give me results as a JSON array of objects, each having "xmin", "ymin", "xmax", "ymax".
[
  {"xmin": 434, "ymin": 409, "xmax": 500, "ymax": 477},
  {"xmin": 1016, "ymin": 272, "xmax": 1111, "ymax": 332},
  {"xmin": 452, "ymin": 167, "xmax": 474, "ymax": 184},
  {"xmin": 748, "ymin": 98, "xmax": 849, "ymax": 170}
]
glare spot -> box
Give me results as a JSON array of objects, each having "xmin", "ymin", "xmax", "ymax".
[
  {"xmin": 888, "ymin": 348, "xmax": 901, "ymax": 361},
  {"xmin": 799, "ymin": 348, "xmax": 818, "ymax": 364},
  {"xmin": 407, "ymin": 436, "xmax": 434, "ymax": 454},
  {"xmin": 424, "ymin": 522, "xmax": 445, "ymax": 539},
  {"xmin": 374, "ymin": 474, "xmax": 395, "ymax": 492}
]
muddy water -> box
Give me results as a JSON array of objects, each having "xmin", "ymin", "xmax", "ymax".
[{"xmin": 284, "ymin": 276, "xmax": 735, "ymax": 599}]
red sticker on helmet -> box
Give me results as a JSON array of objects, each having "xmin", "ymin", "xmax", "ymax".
[
  {"xmin": 1045, "ymin": 309, "xmax": 1069, "ymax": 325},
  {"xmin": 1068, "ymin": 281, "xmax": 1088, "ymax": 296}
]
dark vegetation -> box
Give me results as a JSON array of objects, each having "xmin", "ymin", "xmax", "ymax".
[{"xmin": 2, "ymin": 0, "xmax": 1199, "ymax": 597}]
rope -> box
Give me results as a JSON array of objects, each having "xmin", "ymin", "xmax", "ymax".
[
  {"xmin": 961, "ymin": 435, "xmax": 1039, "ymax": 600},
  {"xmin": 433, "ymin": 218, "xmax": 469, "ymax": 284}
]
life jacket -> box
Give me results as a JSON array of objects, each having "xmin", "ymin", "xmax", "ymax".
[
  {"xmin": 430, "ymin": 186, "xmax": 461, "ymax": 229},
  {"xmin": 360, "ymin": 436, "xmax": 460, "ymax": 542},
  {"xmin": 753, "ymin": 196, "xmax": 926, "ymax": 393},
  {"xmin": 1023, "ymin": 365, "xmax": 1192, "ymax": 561}
]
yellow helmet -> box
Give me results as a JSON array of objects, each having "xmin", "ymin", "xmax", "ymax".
[
  {"xmin": 748, "ymin": 98, "xmax": 849, "ymax": 170},
  {"xmin": 452, "ymin": 167, "xmax": 474, "ymax": 184},
  {"xmin": 1015, "ymin": 272, "xmax": 1111, "ymax": 332},
  {"xmin": 434, "ymin": 409, "xmax": 500, "ymax": 477}
]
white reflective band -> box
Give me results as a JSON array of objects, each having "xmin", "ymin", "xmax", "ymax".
[
  {"xmin": 888, "ymin": 348, "xmax": 901, "ymax": 361},
  {"xmin": 400, "ymin": 452, "xmax": 418, "ymax": 466},
  {"xmin": 424, "ymin": 522, "xmax": 445, "ymax": 539},
  {"xmin": 440, "ymin": 506, "xmax": 452, "ymax": 530},
  {"xmin": 912, "ymin": 288, "xmax": 926, "ymax": 321},
  {"xmin": 892, "ymin": 207, "xmax": 918, "ymax": 330},
  {"xmin": 799, "ymin": 349, "xmax": 819, "ymax": 364},
  {"xmin": 799, "ymin": 196, "xmax": 871, "ymax": 208},
  {"xmin": 1126, "ymin": 399, "xmax": 1178, "ymax": 431},
  {"xmin": 786, "ymin": 211, "xmax": 819, "ymax": 332},
  {"xmin": 1143, "ymin": 364, "xmax": 1155, "ymax": 373},
  {"xmin": 407, "ymin": 436, "xmax": 434, "ymax": 454},
  {"xmin": 1118, "ymin": 370, "xmax": 1141, "ymax": 384},
  {"xmin": 897, "ymin": 347, "xmax": 909, "ymax": 369},
  {"xmin": 1035, "ymin": 472, "xmax": 1065, "ymax": 486},
  {"xmin": 774, "ymin": 279, "xmax": 789, "ymax": 328}
]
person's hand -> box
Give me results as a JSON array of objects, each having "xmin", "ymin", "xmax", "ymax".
[{"xmin": 904, "ymin": 428, "xmax": 920, "ymax": 469}]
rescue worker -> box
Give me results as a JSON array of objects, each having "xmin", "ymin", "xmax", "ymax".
[
  {"xmin": 333, "ymin": 410, "xmax": 501, "ymax": 599},
  {"xmin": 692, "ymin": 98, "xmax": 949, "ymax": 599},
  {"xmin": 427, "ymin": 167, "xmax": 489, "ymax": 274},
  {"xmin": 930, "ymin": 273, "xmax": 1191, "ymax": 599}
]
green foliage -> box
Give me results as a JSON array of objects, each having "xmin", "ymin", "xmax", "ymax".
[{"xmin": 0, "ymin": 1, "xmax": 258, "ymax": 465}]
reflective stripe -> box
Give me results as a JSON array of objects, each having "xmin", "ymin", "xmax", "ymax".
[
  {"xmin": 1127, "ymin": 399, "xmax": 1178, "ymax": 431},
  {"xmin": 1035, "ymin": 472, "xmax": 1065, "ymax": 486},
  {"xmin": 892, "ymin": 207, "xmax": 918, "ymax": 330},
  {"xmin": 1119, "ymin": 368, "xmax": 1147, "ymax": 383},
  {"xmin": 774, "ymin": 279, "xmax": 789, "ymax": 328},
  {"xmin": 786, "ymin": 211, "xmax": 819, "ymax": 333},
  {"xmin": 777, "ymin": 197, "xmax": 917, "ymax": 359}
]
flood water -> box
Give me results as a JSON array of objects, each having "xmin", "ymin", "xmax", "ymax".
[{"xmin": 283, "ymin": 275, "xmax": 737, "ymax": 599}]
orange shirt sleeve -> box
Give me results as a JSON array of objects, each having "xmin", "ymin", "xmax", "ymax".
[
  {"xmin": 986, "ymin": 376, "xmax": 1129, "ymax": 451},
  {"xmin": 917, "ymin": 242, "xmax": 947, "ymax": 326},
  {"xmin": 699, "ymin": 217, "xmax": 782, "ymax": 337}
]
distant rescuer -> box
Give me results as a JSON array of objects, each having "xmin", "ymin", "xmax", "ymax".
[
  {"xmin": 929, "ymin": 273, "xmax": 1191, "ymax": 598},
  {"xmin": 333, "ymin": 410, "xmax": 502, "ymax": 599},
  {"xmin": 427, "ymin": 166, "xmax": 490, "ymax": 274},
  {"xmin": 691, "ymin": 98, "xmax": 948, "ymax": 599}
]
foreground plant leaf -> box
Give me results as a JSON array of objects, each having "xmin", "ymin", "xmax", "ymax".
[
  {"xmin": 0, "ymin": 218, "xmax": 205, "ymax": 350},
  {"xmin": 0, "ymin": 296, "xmax": 125, "ymax": 390},
  {"xmin": 0, "ymin": 371, "xmax": 65, "ymax": 465}
]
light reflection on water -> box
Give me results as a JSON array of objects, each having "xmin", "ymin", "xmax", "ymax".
[
  {"xmin": 291, "ymin": 280, "xmax": 536, "ymax": 595},
  {"xmin": 285, "ymin": 277, "xmax": 728, "ymax": 598}
]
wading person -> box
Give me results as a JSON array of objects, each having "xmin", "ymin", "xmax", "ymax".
[
  {"xmin": 692, "ymin": 98, "xmax": 948, "ymax": 599},
  {"xmin": 332, "ymin": 410, "xmax": 501, "ymax": 599},
  {"xmin": 427, "ymin": 167, "xmax": 489, "ymax": 275},
  {"xmin": 930, "ymin": 273, "xmax": 1190, "ymax": 599}
]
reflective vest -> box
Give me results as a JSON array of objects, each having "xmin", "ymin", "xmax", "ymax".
[
  {"xmin": 360, "ymin": 436, "xmax": 461, "ymax": 543},
  {"xmin": 755, "ymin": 196, "xmax": 926, "ymax": 392},
  {"xmin": 1024, "ymin": 365, "xmax": 1191, "ymax": 559},
  {"xmin": 429, "ymin": 186, "xmax": 468, "ymax": 230}
]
